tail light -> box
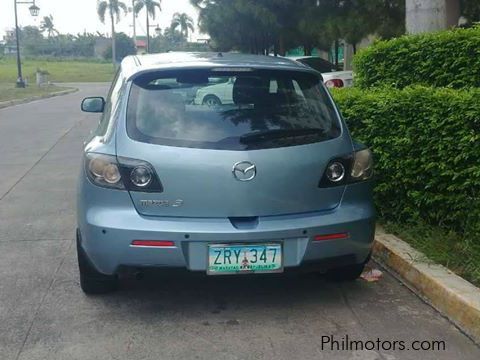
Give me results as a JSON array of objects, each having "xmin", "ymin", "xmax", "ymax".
[
  {"xmin": 325, "ymin": 162, "xmax": 346, "ymax": 183},
  {"xmin": 117, "ymin": 156, "xmax": 163, "ymax": 192},
  {"xmin": 319, "ymin": 149, "xmax": 373, "ymax": 187},
  {"xmin": 85, "ymin": 153, "xmax": 163, "ymax": 192},
  {"xmin": 131, "ymin": 240, "xmax": 175, "ymax": 247},
  {"xmin": 325, "ymin": 79, "xmax": 344, "ymax": 88},
  {"xmin": 314, "ymin": 233, "xmax": 349, "ymax": 241},
  {"xmin": 350, "ymin": 149, "xmax": 374, "ymax": 182},
  {"xmin": 85, "ymin": 153, "xmax": 124, "ymax": 189}
]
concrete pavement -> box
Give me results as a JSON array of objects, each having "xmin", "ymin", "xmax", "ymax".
[{"xmin": 0, "ymin": 84, "xmax": 479, "ymax": 360}]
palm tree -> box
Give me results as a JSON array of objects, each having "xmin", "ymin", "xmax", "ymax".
[
  {"xmin": 171, "ymin": 12, "xmax": 195, "ymax": 39},
  {"xmin": 40, "ymin": 15, "xmax": 59, "ymax": 38},
  {"xmin": 134, "ymin": 0, "xmax": 161, "ymax": 53},
  {"xmin": 97, "ymin": 0, "xmax": 128, "ymax": 66}
]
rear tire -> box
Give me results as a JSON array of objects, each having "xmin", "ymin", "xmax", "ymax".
[
  {"xmin": 76, "ymin": 231, "xmax": 118, "ymax": 294},
  {"xmin": 202, "ymin": 95, "xmax": 221, "ymax": 107},
  {"xmin": 326, "ymin": 263, "xmax": 366, "ymax": 282}
]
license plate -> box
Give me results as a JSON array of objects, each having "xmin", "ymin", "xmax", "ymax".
[{"xmin": 207, "ymin": 243, "xmax": 282, "ymax": 275}]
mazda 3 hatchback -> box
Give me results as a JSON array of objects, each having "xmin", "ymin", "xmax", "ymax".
[{"xmin": 77, "ymin": 52, "xmax": 375, "ymax": 294}]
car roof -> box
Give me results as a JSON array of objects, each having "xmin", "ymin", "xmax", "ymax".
[{"xmin": 121, "ymin": 52, "xmax": 316, "ymax": 80}]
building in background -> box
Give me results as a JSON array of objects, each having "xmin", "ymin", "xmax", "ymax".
[
  {"xmin": 135, "ymin": 37, "xmax": 147, "ymax": 54},
  {"xmin": 2, "ymin": 30, "xmax": 17, "ymax": 55}
]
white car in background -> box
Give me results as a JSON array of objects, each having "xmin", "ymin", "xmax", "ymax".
[
  {"xmin": 194, "ymin": 77, "xmax": 234, "ymax": 106},
  {"xmin": 290, "ymin": 56, "xmax": 354, "ymax": 88}
]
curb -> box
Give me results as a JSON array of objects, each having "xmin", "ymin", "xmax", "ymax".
[
  {"xmin": 373, "ymin": 233, "xmax": 480, "ymax": 345},
  {"xmin": 0, "ymin": 87, "xmax": 78, "ymax": 109}
]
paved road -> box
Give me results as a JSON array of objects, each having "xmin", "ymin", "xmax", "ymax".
[{"xmin": 0, "ymin": 84, "xmax": 479, "ymax": 360}]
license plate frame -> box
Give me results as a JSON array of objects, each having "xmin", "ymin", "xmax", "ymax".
[{"xmin": 207, "ymin": 243, "xmax": 283, "ymax": 275}]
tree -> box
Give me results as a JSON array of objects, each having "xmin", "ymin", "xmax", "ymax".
[
  {"xmin": 97, "ymin": 0, "xmax": 128, "ymax": 66},
  {"xmin": 72, "ymin": 33, "xmax": 97, "ymax": 57},
  {"xmin": 192, "ymin": 1, "xmax": 313, "ymax": 55},
  {"xmin": 461, "ymin": 0, "xmax": 480, "ymax": 24},
  {"xmin": 19, "ymin": 26, "xmax": 45, "ymax": 56},
  {"xmin": 375, "ymin": 0, "xmax": 406, "ymax": 39},
  {"xmin": 40, "ymin": 15, "xmax": 59, "ymax": 38},
  {"xmin": 150, "ymin": 29, "xmax": 209, "ymax": 53},
  {"xmin": 171, "ymin": 12, "xmax": 195, "ymax": 39},
  {"xmin": 192, "ymin": 0, "xmax": 280, "ymax": 54},
  {"xmin": 134, "ymin": 0, "xmax": 162, "ymax": 53},
  {"xmin": 103, "ymin": 32, "xmax": 137, "ymax": 61},
  {"xmin": 163, "ymin": 27, "xmax": 186, "ymax": 44},
  {"xmin": 191, "ymin": 0, "xmax": 406, "ymax": 59}
]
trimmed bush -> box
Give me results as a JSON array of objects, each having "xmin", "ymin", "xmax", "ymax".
[
  {"xmin": 332, "ymin": 86, "xmax": 480, "ymax": 237},
  {"xmin": 354, "ymin": 26, "xmax": 480, "ymax": 89}
]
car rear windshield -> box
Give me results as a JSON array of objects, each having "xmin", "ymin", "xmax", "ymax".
[{"xmin": 126, "ymin": 69, "xmax": 341, "ymax": 150}]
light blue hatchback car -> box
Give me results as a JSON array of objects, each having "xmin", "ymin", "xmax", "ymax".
[{"xmin": 77, "ymin": 52, "xmax": 375, "ymax": 294}]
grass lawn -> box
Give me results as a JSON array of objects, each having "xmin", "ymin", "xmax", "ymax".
[
  {"xmin": 383, "ymin": 221, "xmax": 480, "ymax": 287},
  {"xmin": 0, "ymin": 83, "xmax": 72, "ymax": 103},
  {"xmin": 0, "ymin": 57, "xmax": 115, "ymax": 83}
]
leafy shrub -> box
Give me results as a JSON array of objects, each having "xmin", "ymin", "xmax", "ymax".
[
  {"xmin": 354, "ymin": 26, "xmax": 480, "ymax": 89},
  {"xmin": 332, "ymin": 86, "xmax": 480, "ymax": 238}
]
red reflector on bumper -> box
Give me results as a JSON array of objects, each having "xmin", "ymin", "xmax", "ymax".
[
  {"xmin": 314, "ymin": 233, "xmax": 349, "ymax": 241},
  {"xmin": 131, "ymin": 240, "xmax": 175, "ymax": 247}
]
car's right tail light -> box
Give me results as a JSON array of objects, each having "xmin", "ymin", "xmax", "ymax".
[
  {"xmin": 319, "ymin": 149, "xmax": 373, "ymax": 187},
  {"xmin": 325, "ymin": 79, "xmax": 344, "ymax": 88},
  {"xmin": 350, "ymin": 149, "xmax": 373, "ymax": 182}
]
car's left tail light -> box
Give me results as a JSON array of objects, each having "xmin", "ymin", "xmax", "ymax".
[
  {"xmin": 85, "ymin": 153, "xmax": 163, "ymax": 192},
  {"xmin": 85, "ymin": 153, "xmax": 124, "ymax": 189}
]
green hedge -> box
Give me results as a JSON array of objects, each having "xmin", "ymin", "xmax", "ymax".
[
  {"xmin": 354, "ymin": 27, "xmax": 480, "ymax": 89},
  {"xmin": 333, "ymin": 86, "xmax": 480, "ymax": 237}
]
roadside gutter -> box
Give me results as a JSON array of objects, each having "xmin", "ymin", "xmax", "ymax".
[
  {"xmin": 0, "ymin": 87, "xmax": 78, "ymax": 110},
  {"xmin": 373, "ymin": 232, "xmax": 480, "ymax": 345}
]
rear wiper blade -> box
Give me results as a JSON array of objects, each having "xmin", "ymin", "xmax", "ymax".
[{"xmin": 239, "ymin": 128, "xmax": 326, "ymax": 144}]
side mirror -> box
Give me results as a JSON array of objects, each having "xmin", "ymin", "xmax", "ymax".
[{"xmin": 81, "ymin": 97, "xmax": 105, "ymax": 113}]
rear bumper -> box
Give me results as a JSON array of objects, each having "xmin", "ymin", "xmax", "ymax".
[{"xmin": 77, "ymin": 179, "xmax": 375, "ymax": 275}]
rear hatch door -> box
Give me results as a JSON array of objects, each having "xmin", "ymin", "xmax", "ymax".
[{"xmin": 117, "ymin": 67, "xmax": 353, "ymax": 217}]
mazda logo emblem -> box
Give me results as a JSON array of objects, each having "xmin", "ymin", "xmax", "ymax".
[{"xmin": 232, "ymin": 161, "xmax": 256, "ymax": 181}]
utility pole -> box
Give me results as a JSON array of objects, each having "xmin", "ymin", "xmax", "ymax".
[
  {"xmin": 146, "ymin": 9, "xmax": 150, "ymax": 53},
  {"xmin": 131, "ymin": 0, "xmax": 137, "ymax": 49}
]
